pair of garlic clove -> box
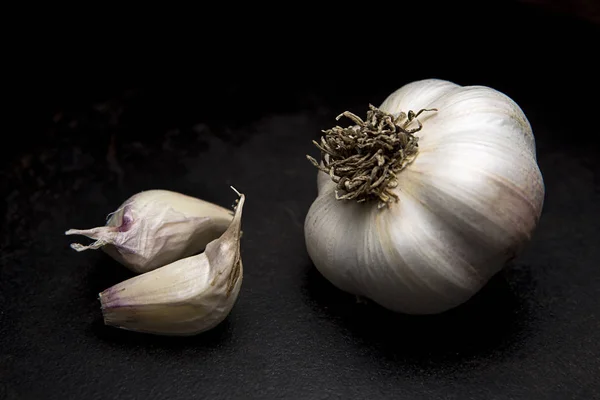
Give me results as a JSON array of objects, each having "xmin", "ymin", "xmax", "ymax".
[{"xmin": 66, "ymin": 188, "xmax": 245, "ymax": 336}]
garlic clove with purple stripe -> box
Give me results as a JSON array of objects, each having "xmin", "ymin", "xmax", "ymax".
[{"xmin": 65, "ymin": 190, "xmax": 233, "ymax": 274}]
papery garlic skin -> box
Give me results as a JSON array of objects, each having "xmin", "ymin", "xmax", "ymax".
[
  {"xmin": 304, "ymin": 79, "xmax": 545, "ymax": 315},
  {"xmin": 66, "ymin": 190, "xmax": 233, "ymax": 273},
  {"xmin": 99, "ymin": 192, "xmax": 245, "ymax": 336}
]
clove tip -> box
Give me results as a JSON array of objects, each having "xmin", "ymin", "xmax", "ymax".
[{"xmin": 230, "ymin": 186, "xmax": 242, "ymax": 197}]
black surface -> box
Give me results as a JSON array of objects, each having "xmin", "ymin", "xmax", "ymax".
[{"xmin": 2, "ymin": 3, "xmax": 600, "ymax": 400}]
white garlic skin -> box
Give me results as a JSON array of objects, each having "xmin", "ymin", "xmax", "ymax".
[
  {"xmin": 66, "ymin": 190, "xmax": 233, "ymax": 273},
  {"xmin": 99, "ymin": 194, "xmax": 245, "ymax": 336},
  {"xmin": 304, "ymin": 79, "xmax": 545, "ymax": 315}
]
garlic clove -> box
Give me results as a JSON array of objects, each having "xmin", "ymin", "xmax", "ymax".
[
  {"xmin": 98, "ymin": 189, "xmax": 246, "ymax": 336},
  {"xmin": 65, "ymin": 190, "xmax": 233, "ymax": 273}
]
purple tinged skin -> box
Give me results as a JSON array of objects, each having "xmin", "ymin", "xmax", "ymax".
[
  {"xmin": 98, "ymin": 287, "xmax": 119, "ymax": 308},
  {"xmin": 117, "ymin": 207, "xmax": 133, "ymax": 232}
]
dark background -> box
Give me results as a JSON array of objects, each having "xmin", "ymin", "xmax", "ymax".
[{"xmin": 2, "ymin": 2, "xmax": 599, "ymax": 399}]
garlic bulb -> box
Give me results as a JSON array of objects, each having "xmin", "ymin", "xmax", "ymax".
[
  {"xmin": 304, "ymin": 78, "xmax": 545, "ymax": 315},
  {"xmin": 66, "ymin": 190, "xmax": 233, "ymax": 273},
  {"xmin": 99, "ymin": 189, "xmax": 246, "ymax": 336}
]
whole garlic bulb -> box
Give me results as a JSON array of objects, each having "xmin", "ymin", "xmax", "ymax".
[{"xmin": 304, "ymin": 79, "xmax": 545, "ymax": 315}]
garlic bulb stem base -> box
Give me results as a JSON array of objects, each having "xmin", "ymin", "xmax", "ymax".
[{"xmin": 307, "ymin": 104, "xmax": 436, "ymax": 207}]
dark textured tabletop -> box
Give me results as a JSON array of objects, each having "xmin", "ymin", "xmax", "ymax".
[{"xmin": 2, "ymin": 3, "xmax": 599, "ymax": 399}]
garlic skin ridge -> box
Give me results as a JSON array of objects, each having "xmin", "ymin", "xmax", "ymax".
[
  {"xmin": 99, "ymin": 191, "xmax": 246, "ymax": 336},
  {"xmin": 304, "ymin": 79, "xmax": 545, "ymax": 315},
  {"xmin": 66, "ymin": 190, "xmax": 233, "ymax": 274}
]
